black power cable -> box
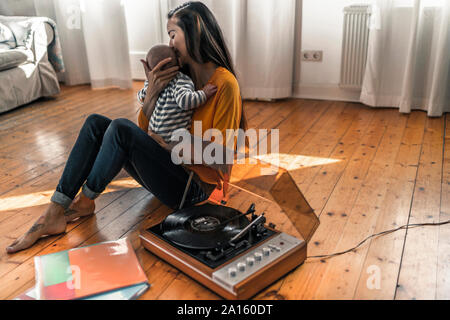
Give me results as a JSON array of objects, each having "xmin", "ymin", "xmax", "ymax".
[{"xmin": 307, "ymin": 219, "xmax": 450, "ymax": 260}]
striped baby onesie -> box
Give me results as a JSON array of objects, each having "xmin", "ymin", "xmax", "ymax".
[{"xmin": 137, "ymin": 72, "xmax": 206, "ymax": 143}]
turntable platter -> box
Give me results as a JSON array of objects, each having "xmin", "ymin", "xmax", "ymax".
[{"xmin": 161, "ymin": 203, "xmax": 250, "ymax": 250}]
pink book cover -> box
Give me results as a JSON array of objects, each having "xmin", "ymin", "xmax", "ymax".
[{"xmin": 33, "ymin": 238, "xmax": 148, "ymax": 300}]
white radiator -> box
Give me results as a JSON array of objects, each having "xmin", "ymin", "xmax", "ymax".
[{"xmin": 340, "ymin": 5, "xmax": 371, "ymax": 90}]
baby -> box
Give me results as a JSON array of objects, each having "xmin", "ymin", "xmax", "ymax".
[{"xmin": 137, "ymin": 45, "xmax": 217, "ymax": 143}]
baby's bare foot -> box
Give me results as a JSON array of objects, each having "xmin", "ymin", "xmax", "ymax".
[
  {"xmin": 6, "ymin": 204, "xmax": 67, "ymax": 254},
  {"xmin": 64, "ymin": 194, "xmax": 95, "ymax": 223}
]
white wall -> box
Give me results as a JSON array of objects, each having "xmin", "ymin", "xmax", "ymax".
[
  {"xmin": 295, "ymin": 0, "xmax": 372, "ymax": 101},
  {"xmin": 124, "ymin": 0, "xmax": 169, "ymax": 80}
]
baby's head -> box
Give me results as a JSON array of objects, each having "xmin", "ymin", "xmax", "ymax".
[{"xmin": 146, "ymin": 45, "xmax": 179, "ymax": 71}]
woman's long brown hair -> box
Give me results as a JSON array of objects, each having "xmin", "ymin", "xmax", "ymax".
[{"xmin": 168, "ymin": 1, "xmax": 248, "ymax": 131}]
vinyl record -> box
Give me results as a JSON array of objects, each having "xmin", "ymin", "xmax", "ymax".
[{"xmin": 161, "ymin": 203, "xmax": 250, "ymax": 250}]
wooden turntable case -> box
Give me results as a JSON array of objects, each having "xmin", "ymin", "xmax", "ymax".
[{"xmin": 140, "ymin": 161, "xmax": 319, "ymax": 299}]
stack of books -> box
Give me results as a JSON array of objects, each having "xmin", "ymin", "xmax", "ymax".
[{"xmin": 15, "ymin": 238, "xmax": 150, "ymax": 300}]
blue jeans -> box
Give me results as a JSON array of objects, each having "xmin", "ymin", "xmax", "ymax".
[{"xmin": 51, "ymin": 114, "xmax": 209, "ymax": 210}]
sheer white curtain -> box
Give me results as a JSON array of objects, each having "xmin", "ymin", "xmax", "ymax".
[
  {"xmin": 35, "ymin": 0, "xmax": 132, "ymax": 89},
  {"xmin": 167, "ymin": 0, "xmax": 298, "ymax": 100},
  {"xmin": 361, "ymin": 0, "xmax": 450, "ymax": 116}
]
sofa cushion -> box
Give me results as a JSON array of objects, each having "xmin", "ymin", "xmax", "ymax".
[
  {"xmin": 0, "ymin": 22, "xmax": 16, "ymax": 48},
  {"xmin": 0, "ymin": 49, "xmax": 30, "ymax": 71}
]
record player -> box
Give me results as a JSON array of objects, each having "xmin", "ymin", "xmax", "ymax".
[{"xmin": 140, "ymin": 161, "xmax": 320, "ymax": 300}]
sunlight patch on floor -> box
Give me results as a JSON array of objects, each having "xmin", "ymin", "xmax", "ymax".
[
  {"xmin": 0, "ymin": 177, "xmax": 140, "ymax": 211},
  {"xmin": 253, "ymin": 153, "xmax": 342, "ymax": 171},
  {"xmin": 230, "ymin": 153, "xmax": 342, "ymax": 182}
]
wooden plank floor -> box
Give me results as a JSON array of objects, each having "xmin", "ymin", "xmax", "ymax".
[{"xmin": 0, "ymin": 82, "xmax": 449, "ymax": 300}]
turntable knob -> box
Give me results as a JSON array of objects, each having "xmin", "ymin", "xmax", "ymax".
[
  {"xmin": 228, "ymin": 267, "xmax": 237, "ymax": 277},
  {"xmin": 269, "ymin": 244, "xmax": 281, "ymax": 252},
  {"xmin": 263, "ymin": 247, "xmax": 271, "ymax": 256},
  {"xmin": 254, "ymin": 252, "xmax": 263, "ymax": 261},
  {"xmin": 246, "ymin": 257, "xmax": 255, "ymax": 266},
  {"xmin": 237, "ymin": 262, "xmax": 246, "ymax": 272}
]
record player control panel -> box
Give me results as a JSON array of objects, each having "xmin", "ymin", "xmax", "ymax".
[{"xmin": 212, "ymin": 233, "xmax": 304, "ymax": 289}]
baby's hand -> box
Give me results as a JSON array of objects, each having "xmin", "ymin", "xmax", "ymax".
[{"xmin": 202, "ymin": 84, "xmax": 218, "ymax": 99}]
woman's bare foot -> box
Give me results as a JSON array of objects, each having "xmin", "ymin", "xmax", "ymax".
[
  {"xmin": 64, "ymin": 193, "xmax": 95, "ymax": 223},
  {"xmin": 6, "ymin": 203, "xmax": 67, "ymax": 254}
]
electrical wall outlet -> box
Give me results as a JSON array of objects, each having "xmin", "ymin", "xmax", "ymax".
[{"xmin": 301, "ymin": 50, "xmax": 323, "ymax": 62}]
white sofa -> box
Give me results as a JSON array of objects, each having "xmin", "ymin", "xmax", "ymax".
[{"xmin": 0, "ymin": 16, "xmax": 62, "ymax": 113}]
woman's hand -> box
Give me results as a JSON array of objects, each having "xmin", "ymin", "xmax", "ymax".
[
  {"xmin": 148, "ymin": 130, "xmax": 171, "ymax": 151},
  {"xmin": 140, "ymin": 58, "xmax": 179, "ymax": 95}
]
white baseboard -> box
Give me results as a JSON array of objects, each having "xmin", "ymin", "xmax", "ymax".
[
  {"xmin": 129, "ymin": 51, "xmax": 147, "ymax": 80},
  {"xmin": 293, "ymin": 84, "xmax": 362, "ymax": 102}
]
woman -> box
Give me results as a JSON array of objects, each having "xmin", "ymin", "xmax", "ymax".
[{"xmin": 6, "ymin": 1, "xmax": 246, "ymax": 254}]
